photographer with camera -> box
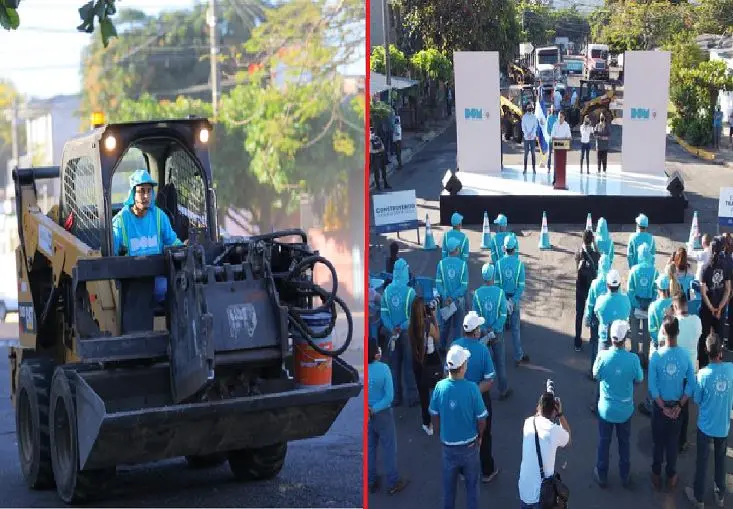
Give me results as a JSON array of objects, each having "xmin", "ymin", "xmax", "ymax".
[
  {"xmin": 408, "ymin": 296, "xmax": 443, "ymax": 436},
  {"xmin": 518, "ymin": 381, "xmax": 571, "ymax": 508},
  {"xmin": 472, "ymin": 262, "xmax": 512, "ymax": 400}
]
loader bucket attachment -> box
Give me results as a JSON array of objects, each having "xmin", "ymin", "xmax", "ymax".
[{"xmin": 73, "ymin": 357, "xmax": 361, "ymax": 471}]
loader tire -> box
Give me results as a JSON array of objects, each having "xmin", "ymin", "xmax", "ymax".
[
  {"xmin": 185, "ymin": 453, "xmax": 227, "ymax": 469},
  {"xmin": 49, "ymin": 367, "xmax": 116, "ymax": 504},
  {"xmin": 16, "ymin": 358, "xmax": 55, "ymax": 490},
  {"xmin": 228, "ymin": 442, "xmax": 287, "ymax": 481}
]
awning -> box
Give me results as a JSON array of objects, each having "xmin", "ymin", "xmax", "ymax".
[{"xmin": 370, "ymin": 71, "xmax": 419, "ymax": 95}]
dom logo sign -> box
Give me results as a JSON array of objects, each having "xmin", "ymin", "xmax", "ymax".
[
  {"xmin": 464, "ymin": 108, "xmax": 490, "ymax": 120},
  {"xmin": 630, "ymin": 108, "xmax": 658, "ymax": 120}
]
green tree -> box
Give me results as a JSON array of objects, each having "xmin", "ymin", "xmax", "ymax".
[
  {"xmin": 0, "ymin": 80, "xmax": 27, "ymax": 177},
  {"xmin": 410, "ymin": 48, "xmax": 452, "ymax": 82},
  {"xmin": 517, "ymin": 1, "xmax": 556, "ymax": 47},
  {"xmin": 370, "ymin": 44, "xmax": 409, "ymax": 76},
  {"xmin": 1, "ymin": 0, "xmax": 119, "ymax": 46},
  {"xmin": 396, "ymin": 0, "xmax": 521, "ymax": 68},
  {"xmin": 694, "ymin": 0, "xmax": 733, "ymax": 36}
]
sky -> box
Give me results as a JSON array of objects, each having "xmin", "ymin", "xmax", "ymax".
[{"xmin": 0, "ymin": 0, "xmax": 365, "ymax": 100}]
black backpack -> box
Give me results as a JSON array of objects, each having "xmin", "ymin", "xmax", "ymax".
[{"xmin": 577, "ymin": 249, "xmax": 598, "ymax": 286}]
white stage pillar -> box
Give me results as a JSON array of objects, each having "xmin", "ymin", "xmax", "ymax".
[
  {"xmin": 621, "ymin": 51, "xmax": 671, "ymax": 176},
  {"xmin": 453, "ymin": 51, "xmax": 501, "ymax": 175}
]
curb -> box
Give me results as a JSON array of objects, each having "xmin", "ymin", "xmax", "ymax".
[
  {"xmin": 370, "ymin": 116, "xmax": 454, "ymax": 191},
  {"xmin": 671, "ymin": 134, "xmax": 719, "ymax": 162}
]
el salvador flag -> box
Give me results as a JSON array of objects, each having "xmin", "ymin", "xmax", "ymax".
[{"xmin": 534, "ymin": 92, "xmax": 549, "ymax": 156}]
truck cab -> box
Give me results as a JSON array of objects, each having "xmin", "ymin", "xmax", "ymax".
[
  {"xmin": 584, "ymin": 43, "xmax": 609, "ymax": 80},
  {"xmin": 534, "ymin": 46, "xmax": 563, "ymax": 86}
]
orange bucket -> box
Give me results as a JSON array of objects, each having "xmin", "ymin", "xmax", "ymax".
[{"xmin": 293, "ymin": 312, "xmax": 333, "ymax": 388}]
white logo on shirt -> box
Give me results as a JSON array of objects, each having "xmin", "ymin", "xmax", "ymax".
[
  {"xmin": 449, "ymin": 400, "xmax": 457, "ymax": 409},
  {"xmin": 391, "ymin": 295, "xmax": 401, "ymax": 308},
  {"xmin": 505, "ymin": 269, "xmax": 513, "ymax": 279},
  {"xmin": 715, "ymin": 378, "xmax": 728, "ymax": 394},
  {"xmin": 665, "ymin": 362, "xmax": 678, "ymax": 377},
  {"xmin": 640, "ymin": 276, "xmax": 649, "ymax": 288},
  {"xmin": 129, "ymin": 235, "xmax": 159, "ymax": 252},
  {"xmin": 485, "ymin": 301, "xmax": 494, "ymax": 313},
  {"xmin": 448, "ymin": 268, "xmax": 456, "ymax": 279}
]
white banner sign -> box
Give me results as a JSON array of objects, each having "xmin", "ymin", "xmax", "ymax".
[
  {"xmin": 372, "ymin": 190, "xmax": 418, "ymax": 234},
  {"xmin": 454, "ymin": 51, "xmax": 501, "ymax": 175},
  {"xmin": 719, "ymin": 187, "xmax": 733, "ymax": 227},
  {"xmin": 621, "ymin": 51, "xmax": 671, "ymax": 176}
]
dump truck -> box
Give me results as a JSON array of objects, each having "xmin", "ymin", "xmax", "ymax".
[
  {"xmin": 9, "ymin": 118, "xmax": 361, "ymax": 504},
  {"xmin": 572, "ymin": 79, "xmax": 617, "ymax": 126}
]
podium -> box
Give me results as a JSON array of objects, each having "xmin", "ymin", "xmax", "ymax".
[{"xmin": 552, "ymin": 139, "xmax": 571, "ymax": 190}]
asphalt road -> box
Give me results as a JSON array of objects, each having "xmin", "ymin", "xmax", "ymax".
[
  {"xmin": 369, "ymin": 125, "xmax": 733, "ymax": 508},
  {"xmin": 0, "ymin": 321, "xmax": 364, "ymax": 508}
]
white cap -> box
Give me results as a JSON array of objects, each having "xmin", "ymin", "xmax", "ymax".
[
  {"xmin": 463, "ymin": 311, "xmax": 486, "ymax": 333},
  {"xmin": 446, "ymin": 345, "xmax": 471, "ymax": 370},
  {"xmin": 610, "ymin": 320, "xmax": 630, "ymax": 342},
  {"xmin": 606, "ymin": 269, "xmax": 621, "ymax": 287}
]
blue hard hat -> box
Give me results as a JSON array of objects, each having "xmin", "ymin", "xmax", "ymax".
[
  {"xmin": 124, "ymin": 169, "xmax": 158, "ymax": 206},
  {"xmin": 481, "ymin": 263, "xmax": 495, "ymax": 281},
  {"xmin": 494, "ymin": 214, "xmax": 508, "ymax": 227},
  {"xmin": 451, "ymin": 212, "xmax": 464, "ymax": 227},
  {"xmin": 504, "ymin": 234, "xmax": 517, "ymax": 250},
  {"xmin": 636, "ymin": 213, "xmax": 649, "ymax": 228}
]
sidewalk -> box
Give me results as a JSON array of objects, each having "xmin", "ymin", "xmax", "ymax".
[
  {"xmin": 670, "ymin": 132, "xmax": 733, "ymax": 168},
  {"xmin": 369, "ymin": 114, "xmax": 455, "ymax": 190}
]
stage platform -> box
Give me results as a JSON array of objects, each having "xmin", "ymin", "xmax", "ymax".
[{"xmin": 439, "ymin": 164, "xmax": 686, "ymax": 225}]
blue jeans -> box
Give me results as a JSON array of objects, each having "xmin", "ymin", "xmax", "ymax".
[
  {"xmin": 520, "ymin": 503, "xmax": 540, "ymax": 509},
  {"xmin": 488, "ymin": 332, "xmax": 508, "ymax": 394},
  {"xmin": 596, "ymin": 416, "xmax": 631, "ymax": 482},
  {"xmin": 440, "ymin": 297, "xmax": 465, "ymax": 351},
  {"xmin": 651, "ymin": 404, "xmax": 682, "ymax": 477},
  {"xmin": 508, "ymin": 304, "xmax": 524, "ymax": 362},
  {"xmin": 442, "ymin": 442, "xmax": 480, "ymax": 509},
  {"xmin": 388, "ymin": 331, "xmax": 418, "ymax": 405},
  {"xmin": 693, "ymin": 429, "xmax": 727, "ymax": 502},
  {"xmin": 368, "ymin": 409, "xmax": 399, "ymax": 488},
  {"xmin": 523, "ymin": 139, "xmax": 536, "ymax": 171}
]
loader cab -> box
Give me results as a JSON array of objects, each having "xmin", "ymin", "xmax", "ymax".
[{"xmin": 58, "ymin": 119, "xmax": 217, "ymax": 257}]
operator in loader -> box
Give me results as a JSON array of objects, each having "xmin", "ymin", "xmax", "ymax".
[{"xmin": 112, "ymin": 169, "xmax": 183, "ymax": 302}]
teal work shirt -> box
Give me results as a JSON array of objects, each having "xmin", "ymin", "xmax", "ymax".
[
  {"xmin": 436, "ymin": 256, "xmax": 468, "ymax": 300},
  {"xmin": 453, "ymin": 338, "xmax": 495, "ymax": 387},
  {"xmin": 593, "ymin": 346, "xmax": 644, "ymax": 423},
  {"xmin": 490, "ymin": 231, "xmax": 519, "ymax": 264},
  {"xmin": 429, "ymin": 378, "xmax": 488, "ymax": 445},
  {"xmin": 627, "ymin": 263, "xmax": 659, "ymax": 307},
  {"xmin": 595, "ymin": 237, "xmax": 614, "ymax": 264},
  {"xmin": 112, "ymin": 206, "xmax": 182, "ymax": 256},
  {"xmin": 472, "ymin": 285, "xmax": 508, "ymax": 331},
  {"xmin": 594, "ymin": 291, "xmax": 632, "ymax": 343},
  {"xmin": 648, "ymin": 346, "xmax": 695, "ymax": 401},
  {"xmin": 584, "ymin": 277, "xmax": 608, "ymax": 321},
  {"xmin": 442, "ymin": 229, "xmax": 470, "ymax": 262},
  {"xmin": 368, "ymin": 361, "xmax": 394, "ymax": 413},
  {"xmin": 647, "ymin": 297, "xmax": 672, "ymax": 345},
  {"xmin": 496, "ymin": 254, "xmax": 526, "ymax": 303},
  {"xmin": 380, "ymin": 282, "xmax": 415, "ymax": 331},
  {"xmin": 694, "ymin": 362, "xmax": 733, "ymax": 438},
  {"xmin": 627, "ymin": 231, "xmax": 656, "ymax": 269}
]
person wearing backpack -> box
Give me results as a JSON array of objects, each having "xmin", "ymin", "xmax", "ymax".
[{"xmin": 575, "ymin": 230, "xmax": 600, "ymax": 352}]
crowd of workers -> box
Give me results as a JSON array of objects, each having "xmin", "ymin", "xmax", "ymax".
[{"xmin": 367, "ymin": 211, "xmax": 733, "ymax": 509}]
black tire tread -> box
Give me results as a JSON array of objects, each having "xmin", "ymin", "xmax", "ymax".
[
  {"xmin": 185, "ymin": 453, "xmax": 227, "ymax": 469},
  {"xmin": 228, "ymin": 442, "xmax": 287, "ymax": 482},
  {"xmin": 17, "ymin": 357, "xmax": 55, "ymax": 490}
]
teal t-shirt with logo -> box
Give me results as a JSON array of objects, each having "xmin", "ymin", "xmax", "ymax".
[
  {"xmin": 429, "ymin": 378, "xmax": 487, "ymax": 445},
  {"xmin": 695, "ymin": 362, "xmax": 733, "ymax": 438},
  {"xmin": 593, "ymin": 347, "xmax": 644, "ymax": 423},
  {"xmin": 453, "ymin": 338, "xmax": 495, "ymax": 387}
]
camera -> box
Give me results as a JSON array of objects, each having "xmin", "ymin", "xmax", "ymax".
[{"xmin": 546, "ymin": 378, "xmax": 555, "ymax": 395}]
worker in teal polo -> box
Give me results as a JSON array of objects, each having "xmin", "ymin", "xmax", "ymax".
[
  {"xmin": 594, "ymin": 217, "xmax": 614, "ymax": 264},
  {"xmin": 112, "ymin": 169, "xmax": 183, "ymax": 303},
  {"xmin": 489, "ymin": 214, "xmax": 519, "ymax": 264},
  {"xmin": 380, "ymin": 258, "xmax": 418, "ymax": 407},
  {"xmin": 437, "ymin": 237, "xmax": 469, "ymax": 352},
  {"xmin": 496, "ymin": 235, "xmax": 529, "ymax": 366},
  {"xmin": 442, "ymin": 212, "xmax": 469, "ymax": 262},
  {"xmin": 472, "ymin": 263, "xmax": 511, "ymax": 400},
  {"xmin": 585, "ymin": 254, "xmax": 612, "ymax": 374},
  {"xmin": 627, "ymin": 213, "xmax": 656, "ymax": 269},
  {"xmin": 627, "ymin": 244, "xmax": 659, "ymax": 364}
]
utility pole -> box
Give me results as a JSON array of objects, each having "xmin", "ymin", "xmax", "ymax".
[
  {"xmin": 208, "ymin": 0, "xmax": 219, "ymax": 119},
  {"xmin": 381, "ymin": 0, "xmax": 391, "ymax": 88}
]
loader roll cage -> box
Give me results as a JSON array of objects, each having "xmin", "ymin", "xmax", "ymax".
[{"xmin": 56, "ymin": 119, "xmax": 217, "ymax": 257}]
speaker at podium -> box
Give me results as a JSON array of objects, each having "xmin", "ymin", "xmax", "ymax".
[{"xmin": 552, "ymin": 138, "xmax": 571, "ymax": 190}]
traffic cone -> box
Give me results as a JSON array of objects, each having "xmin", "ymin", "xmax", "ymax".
[
  {"xmin": 538, "ymin": 211, "xmax": 552, "ymax": 250},
  {"xmin": 480, "ymin": 211, "xmax": 492, "ymax": 250},
  {"xmin": 687, "ymin": 210, "xmax": 702, "ymax": 251},
  {"xmin": 585, "ymin": 212, "xmax": 593, "ymax": 231},
  {"xmin": 423, "ymin": 214, "xmax": 436, "ymax": 250}
]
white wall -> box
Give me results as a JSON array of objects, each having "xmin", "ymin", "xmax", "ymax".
[
  {"xmin": 621, "ymin": 51, "xmax": 671, "ymax": 176},
  {"xmin": 453, "ymin": 51, "xmax": 501, "ymax": 175}
]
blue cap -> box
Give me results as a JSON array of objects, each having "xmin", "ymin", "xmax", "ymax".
[
  {"xmin": 481, "ymin": 263, "xmax": 495, "ymax": 281},
  {"xmin": 504, "ymin": 234, "xmax": 517, "ymax": 250},
  {"xmin": 124, "ymin": 169, "xmax": 158, "ymax": 206},
  {"xmin": 447, "ymin": 237, "xmax": 461, "ymax": 252},
  {"xmin": 494, "ymin": 214, "xmax": 508, "ymax": 226},
  {"xmin": 656, "ymin": 274, "xmax": 670, "ymax": 291},
  {"xmin": 636, "ymin": 213, "xmax": 649, "ymax": 228},
  {"xmin": 451, "ymin": 212, "xmax": 464, "ymax": 227}
]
